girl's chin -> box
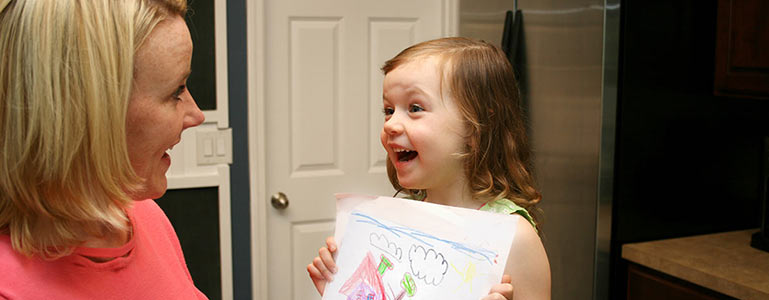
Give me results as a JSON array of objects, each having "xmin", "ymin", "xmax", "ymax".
[{"xmin": 396, "ymin": 178, "xmax": 422, "ymax": 190}]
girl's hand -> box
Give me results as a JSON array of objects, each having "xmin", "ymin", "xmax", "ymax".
[
  {"xmin": 482, "ymin": 274, "xmax": 514, "ymax": 300},
  {"xmin": 306, "ymin": 236, "xmax": 338, "ymax": 295}
]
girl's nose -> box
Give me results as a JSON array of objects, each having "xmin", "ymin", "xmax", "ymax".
[
  {"xmin": 183, "ymin": 95, "xmax": 205, "ymax": 129},
  {"xmin": 383, "ymin": 115, "xmax": 404, "ymax": 135}
]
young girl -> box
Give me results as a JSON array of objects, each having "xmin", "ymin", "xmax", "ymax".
[{"xmin": 307, "ymin": 37, "xmax": 551, "ymax": 300}]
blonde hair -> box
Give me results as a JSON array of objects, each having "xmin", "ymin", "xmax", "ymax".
[
  {"xmin": 0, "ymin": 0, "xmax": 187, "ymax": 258},
  {"xmin": 382, "ymin": 37, "xmax": 542, "ymax": 227}
]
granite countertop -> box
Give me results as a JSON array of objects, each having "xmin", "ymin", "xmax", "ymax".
[{"xmin": 622, "ymin": 229, "xmax": 769, "ymax": 300}]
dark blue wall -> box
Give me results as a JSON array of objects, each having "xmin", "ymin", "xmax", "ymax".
[{"xmin": 226, "ymin": 0, "xmax": 252, "ymax": 298}]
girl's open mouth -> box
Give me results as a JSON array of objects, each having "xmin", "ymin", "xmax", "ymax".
[{"xmin": 396, "ymin": 150, "xmax": 418, "ymax": 162}]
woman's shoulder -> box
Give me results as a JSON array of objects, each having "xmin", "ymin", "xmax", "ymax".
[
  {"xmin": 131, "ymin": 199, "xmax": 171, "ymax": 226},
  {"xmin": 132, "ymin": 198, "xmax": 163, "ymax": 214},
  {"xmin": 130, "ymin": 199, "xmax": 177, "ymax": 235},
  {"xmin": 0, "ymin": 234, "xmax": 56, "ymax": 297},
  {"xmin": 129, "ymin": 199, "xmax": 182, "ymax": 250},
  {"xmin": 0, "ymin": 234, "xmax": 28, "ymax": 271}
]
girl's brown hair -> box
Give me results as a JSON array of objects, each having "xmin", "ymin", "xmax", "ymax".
[{"xmin": 382, "ymin": 37, "xmax": 542, "ymax": 227}]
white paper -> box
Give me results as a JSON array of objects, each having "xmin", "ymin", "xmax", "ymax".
[{"xmin": 323, "ymin": 194, "xmax": 519, "ymax": 300}]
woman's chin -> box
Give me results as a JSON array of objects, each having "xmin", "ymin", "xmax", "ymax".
[{"xmin": 128, "ymin": 180, "xmax": 168, "ymax": 200}]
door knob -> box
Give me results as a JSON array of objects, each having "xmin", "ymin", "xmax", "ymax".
[{"xmin": 271, "ymin": 192, "xmax": 289, "ymax": 209}]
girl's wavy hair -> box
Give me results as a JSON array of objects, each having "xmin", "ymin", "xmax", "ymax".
[
  {"xmin": 382, "ymin": 37, "xmax": 542, "ymax": 228},
  {"xmin": 0, "ymin": 0, "xmax": 187, "ymax": 259}
]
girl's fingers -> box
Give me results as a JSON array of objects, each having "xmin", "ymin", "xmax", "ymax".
[
  {"xmin": 487, "ymin": 275, "xmax": 513, "ymax": 300},
  {"xmin": 306, "ymin": 263, "xmax": 327, "ymax": 295},
  {"xmin": 313, "ymin": 254, "xmax": 334, "ymax": 282},
  {"xmin": 487, "ymin": 283, "xmax": 514, "ymax": 295},
  {"xmin": 307, "ymin": 264, "xmax": 326, "ymax": 296},
  {"xmin": 306, "ymin": 263, "xmax": 323, "ymax": 280},
  {"xmin": 319, "ymin": 246, "xmax": 337, "ymax": 274},
  {"xmin": 326, "ymin": 236, "xmax": 337, "ymax": 252},
  {"xmin": 501, "ymin": 274, "xmax": 512, "ymax": 284},
  {"xmin": 488, "ymin": 284, "xmax": 513, "ymax": 300},
  {"xmin": 480, "ymin": 293, "xmax": 507, "ymax": 300}
]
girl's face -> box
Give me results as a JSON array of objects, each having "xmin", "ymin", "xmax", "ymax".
[
  {"xmin": 126, "ymin": 16, "xmax": 204, "ymax": 200},
  {"xmin": 380, "ymin": 57, "xmax": 468, "ymax": 191}
]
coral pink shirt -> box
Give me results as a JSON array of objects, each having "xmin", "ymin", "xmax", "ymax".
[{"xmin": 0, "ymin": 200, "xmax": 207, "ymax": 300}]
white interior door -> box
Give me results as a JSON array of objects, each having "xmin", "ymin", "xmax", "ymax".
[{"xmin": 248, "ymin": 0, "xmax": 456, "ymax": 299}]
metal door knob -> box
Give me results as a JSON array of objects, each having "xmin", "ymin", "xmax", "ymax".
[{"xmin": 271, "ymin": 192, "xmax": 289, "ymax": 209}]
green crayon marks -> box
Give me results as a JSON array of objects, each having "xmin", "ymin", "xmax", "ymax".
[
  {"xmin": 377, "ymin": 255, "xmax": 393, "ymax": 275},
  {"xmin": 401, "ymin": 272, "xmax": 416, "ymax": 297}
]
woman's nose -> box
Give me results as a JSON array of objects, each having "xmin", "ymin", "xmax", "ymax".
[{"xmin": 183, "ymin": 95, "xmax": 205, "ymax": 129}]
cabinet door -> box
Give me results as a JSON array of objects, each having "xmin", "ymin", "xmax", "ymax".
[
  {"xmin": 714, "ymin": 0, "xmax": 769, "ymax": 99},
  {"xmin": 626, "ymin": 263, "xmax": 736, "ymax": 300}
]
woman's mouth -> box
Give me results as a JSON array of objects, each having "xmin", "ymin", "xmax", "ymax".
[
  {"xmin": 164, "ymin": 144, "xmax": 176, "ymax": 156},
  {"xmin": 162, "ymin": 145, "xmax": 174, "ymax": 161}
]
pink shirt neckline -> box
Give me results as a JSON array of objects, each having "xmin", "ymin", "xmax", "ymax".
[{"xmin": 68, "ymin": 209, "xmax": 138, "ymax": 270}]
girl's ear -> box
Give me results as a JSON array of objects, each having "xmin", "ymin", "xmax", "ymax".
[{"xmin": 465, "ymin": 130, "xmax": 477, "ymax": 150}]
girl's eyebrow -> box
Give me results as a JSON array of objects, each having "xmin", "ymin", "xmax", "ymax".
[
  {"xmin": 406, "ymin": 86, "xmax": 429, "ymax": 98},
  {"xmin": 382, "ymin": 84, "xmax": 429, "ymax": 101}
]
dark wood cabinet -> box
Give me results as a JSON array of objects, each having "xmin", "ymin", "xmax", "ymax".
[
  {"xmin": 714, "ymin": 0, "xmax": 769, "ymax": 99},
  {"xmin": 626, "ymin": 263, "xmax": 737, "ymax": 300}
]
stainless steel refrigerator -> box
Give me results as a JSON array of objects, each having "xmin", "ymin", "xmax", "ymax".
[{"xmin": 458, "ymin": 1, "xmax": 619, "ymax": 299}]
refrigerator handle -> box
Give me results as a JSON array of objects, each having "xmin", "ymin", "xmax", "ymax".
[
  {"xmin": 502, "ymin": 10, "xmax": 513, "ymax": 59},
  {"xmin": 501, "ymin": 10, "xmax": 523, "ymax": 67},
  {"xmin": 501, "ymin": 9, "xmax": 528, "ymax": 114}
]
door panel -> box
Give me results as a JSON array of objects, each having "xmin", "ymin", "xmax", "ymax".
[
  {"xmin": 290, "ymin": 18, "xmax": 343, "ymax": 175},
  {"xmin": 261, "ymin": 0, "xmax": 448, "ymax": 298},
  {"xmin": 292, "ymin": 221, "xmax": 336, "ymax": 300}
]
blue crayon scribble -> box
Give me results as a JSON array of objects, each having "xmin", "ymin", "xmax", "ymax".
[{"xmin": 351, "ymin": 211, "xmax": 498, "ymax": 265}]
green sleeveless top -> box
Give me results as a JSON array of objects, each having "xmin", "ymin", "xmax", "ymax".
[
  {"xmin": 480, "ymin": 198, "xmax": 537, "ymax": 232},
  {"xmin": 405, "ymin": 194, "xmax": 537, "ymax": 231}
]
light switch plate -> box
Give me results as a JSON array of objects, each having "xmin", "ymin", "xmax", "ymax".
[{"xmin": 196, "ymin": 128, "xmax": 232, "ymax": 165}]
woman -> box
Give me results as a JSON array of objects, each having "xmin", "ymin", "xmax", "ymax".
[{"xmin": 0, "ymin": 0, "xmax": 206, "ymax": 298}]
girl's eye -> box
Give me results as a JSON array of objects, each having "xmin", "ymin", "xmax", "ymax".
[
  {"xmin": 409, "ymin": 104, "xmax": 424, "ymax": 113},
  {"xmin": 172, "ymin": 85, "xmax": 187, "ymax": 100},
  {"xmin": 382, "ymin": 107, "xmax": 394, "ymax": 116}
]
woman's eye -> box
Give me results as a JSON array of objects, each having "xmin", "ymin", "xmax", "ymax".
[
  {"xmin": 382, "ymin": 107, "xmax": 394, "ymax": 116},
  {"xmin": 172, "ymin": 85, "xmax": 186, "ymax": 100},
  {"xmin": 409, "ymin": 104, "xmax": 424, "ymax": 113}
]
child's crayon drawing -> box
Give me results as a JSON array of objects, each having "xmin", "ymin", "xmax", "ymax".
[
  {"xmin": 451, "ymin": 259, "xmax": 490, "ymax": 293},
  {"xmin": 338, "ymin": 252, "xmax": 386, "ymax": 300},
  {"xmin": 323, "ymin": 195, "xmax": 519, "ymax": 300},
  {"xmin": 369, "ymin": 233, "xmax": 402, "ymax": 262},
  {"xmin": 407, "ymin": 244, "xmax": 447, "ymax": 286}
]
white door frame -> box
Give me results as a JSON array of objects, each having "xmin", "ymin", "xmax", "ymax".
[
  {"xmin": 246, "ymin": 0, "xmax": 269, "ymax": 298},
  {"xmin": 246, "ymin": 1, "xmax": 459, "ymax": 298},
  {"xmin": 246, "ymin": 0, "xmax": 268, "ymax": 300},
  {"xmin": 165, "ymin": 0, "xmax": 233, "ymax": 299}
]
